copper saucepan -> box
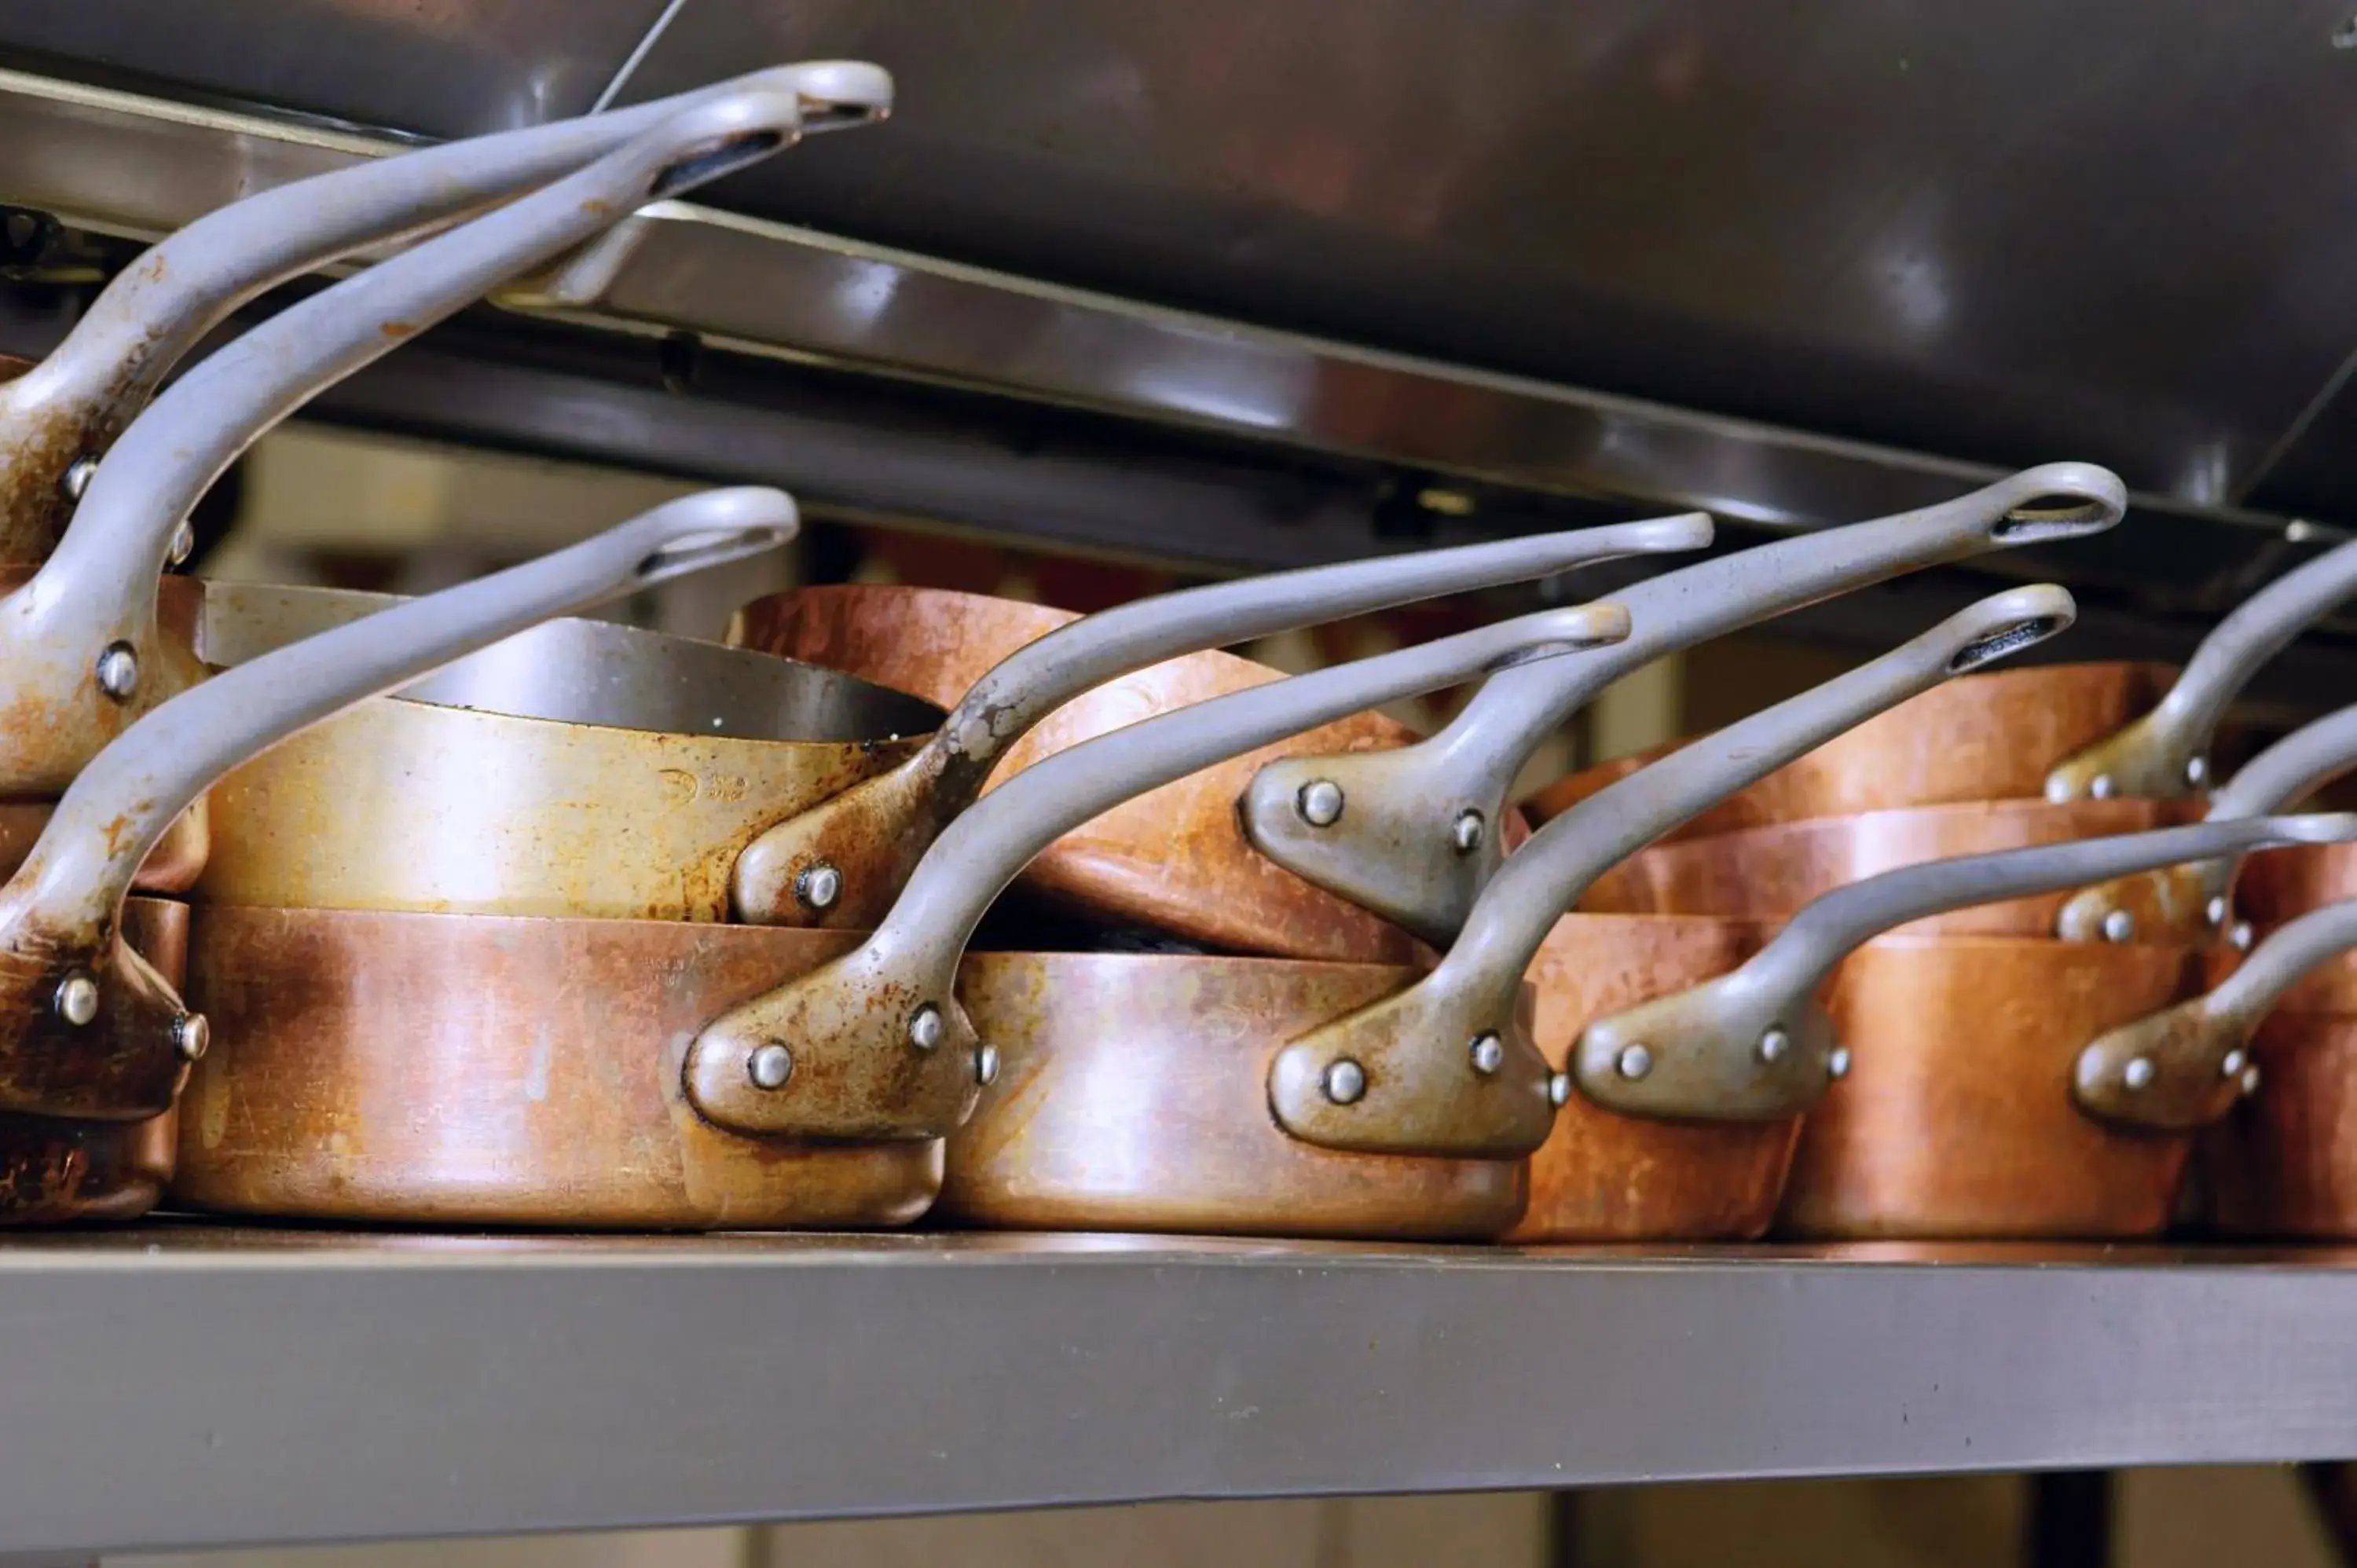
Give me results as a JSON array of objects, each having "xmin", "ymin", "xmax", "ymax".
[
  {"xmin": 1583, "ymin": 696, "xmax": 2357, "ymax": 947},
  {"xmin": 0, "ymin": 488, "xmax": 797, "ymax": 1222},
  {"xmin": 941, "ymin": 586, "xmax": 2079, "ymax": 1237},
  {"xmin": 0, "ymin": 72, "xmax": 823, "ymax": 864},
  {"xmin": 1528, "ymin": 526, "xmax": 2357, "ymax": 841},
  {"xmin": 192, "ymin": 515, "xmax": 1704, "ymax": 934},
  {"xmin": 0, "ymin": 61, "xmax": 887, "ymax": 563},
  {"xmin": 170, "ymin": 601, "xmax": 1637, "ymax": 1227},
  {"xmin": 1233, "ymin": 465, "xmax": 2128, "ymax": 947},
  {"xmin": 1559, "ymin": 818, "xmax": 2357, "ymax": 1240}
]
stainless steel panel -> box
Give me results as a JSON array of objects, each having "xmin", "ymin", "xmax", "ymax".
[
  {"xmin": 5, "ymin": 1230, "xmax": 2357, "ymax": 1552},
  {"xmin": 0, "ymin": 0, "xmax": 672, "ymax": 134},
  {"xmin": 617, "ymin": 1, "xmax": 2357, "ymax": 507}
]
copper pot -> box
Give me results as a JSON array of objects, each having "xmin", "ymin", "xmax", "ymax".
[
  {"xmin": 173, "ymin": 600, "xmax": 1634, "ymax": 1226},
  {"xmin": 1559, "ymin": 819, "xmax": 2357, "ymax": 1241},
  {"xmin": 1230, "ymin": 465, "xmax": 2128, "ymax": 947},
  {"xmin": 944, "ymin": 588, "xmax": 2083, "ymax": 1240},
  {"xmin": 198, "ymin": 518, "xmax": 1699, "ymax": 940}
]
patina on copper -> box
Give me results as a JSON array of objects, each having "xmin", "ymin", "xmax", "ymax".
[{"xmin": 171, "ymin": 905, "xmax": 941, "ymax": 1229}]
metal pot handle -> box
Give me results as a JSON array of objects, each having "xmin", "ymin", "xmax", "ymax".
[
  {"xmin": 1265, "ymin": 584, "xmax": 2076, "ymax": 1158},
  {"xmin": 2058, "ymin": 700, "xmax": 2357, "ymax": 943},
  {"xmin": 1237, "ymin": 463, "xmax": 2127, "ymax": 946},
  {"xmin": 684, "ymin": 599, "xmax": 1637, "ymax": 1142},
  {"xmin": 0, "ymin": 63, "xmax": 882, "ymax": 560},
  {"xmin": 0, "ymin": 486, "xmax": 794, "ymax": 1123},
  {"xmin": 2047, "ymin": 536, "xmax": 2357, "ymax": 801},
  {"xmin": 2073, "ymin": 889, "xmax": 2357, "ymax": 1131},
  {"xmin": 728, "ymin": 512, "xmax": 1711, "ymax": 926},
  {"xmin": 1568, "ymin": 813, "xmax": 2357, "ymax": 1125},
  {"xmin": 0, "ymin": 86, "xmax": 809, "ymax": 796}
]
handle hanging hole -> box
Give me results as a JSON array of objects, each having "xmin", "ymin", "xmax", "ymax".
[
  {"xmin": 1948, "ymin": 615, "xmax": 2066, "ymax": 672},
  {"xmin": 649, "ymin": 130, "xmax": 790, "ymax": 199},
  {"xmin": 1993, "ymin": 495, "xmax": 2112, "ymax": 541},
  {"xmin": 636, "ymin": 525, "xmax": 794, "ymax": 582}
]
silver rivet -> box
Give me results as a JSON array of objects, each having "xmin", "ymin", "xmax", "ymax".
[
  {"xmin": 1450, "ymin": 810, "xmax": 1486, "ymax": 854},
  {"xmin": 93, "ymin": 640, "xmax": 138, "ymax": 700},
  {"xmin": 1757, "ymin": 1027, "xmax": 1789, "ymax": 1064},
  {"xmin": 1321, "ymin": 1057, "xmax": 1367, "ymax": 1105},
  {"xmin": 2101, "ymin": 908, "xmax": 2136, "ymax": 944},
  {"xmin": 1297, "ymin": 779, "xmax": 1344, "ymax": 827},
  {"xmin": 2220, "ymin": 1047, "xmax": 2249, "ymax": 1079},
  {"xmin": 1615, "ymin": 1043, "xmax": 1653, "ymax": 1080},
  {"xmin": 2123, "ymin": 1056, "xmax": 2156, "ymax": 1091},
  {"xmin": 2090, "ymin": 773, "xmax": 2116, "ymax": 800},
  {"xmin": 53, "ymin": 973, "xmax": 98, "ymax": 1027},
  {"xmin": 1827, "ymin": 1046, "xmax": 1853, "ymax": 1081},
  {"xmin": 907, "ymin": 1003, "xmax": 944, "ymax": 1052},
  {"xmin": 974, "ymin": 1044, "xmax": 1000, "ymax": 1086},
  {"xmin": 2185, "ymin": 756, "xmax": 2209, "ymax": 788},
  {"xmin": 794, "ymin": 862, "xmax": 842, "ymax": 911},
  {"xmin": 747, "ymin": 1042, "xmax": 794, "ymax": 1090},
  {"xmin": 168, "ymin": 518, "xmax": 196, "ymax": 567},
  {"xmin": 2205, "ymin": 896, "xmax": 2229, "ymax": 928},
  {"xmin": 172, "ymin": 1011, "xmax": 209, "ymax": 1063},
  {"xmin": 2231, "ymin": 921, "xmax": 2255, "ymax": 952},
  {"xmin": 1468, "ymin": 1031, "xmax": 1505, "ymax": 1075},
  {"xmin": 2242, "ymin": 1064, "xmax": 2263, "ymax": 1096},
  {"xmin": 58, "ymin": 455, "xmax": 95, "ymax": 502},
  {"xmin": 1547, "ymin": 1071, "xmax": 1571, "ymax": 1107}
]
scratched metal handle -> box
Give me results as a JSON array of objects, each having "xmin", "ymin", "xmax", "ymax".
[
  {"xmin": 0, "ymin": 63, "xmax": 883, "ymax": 562},
  {"xmin": 1570, "ymin": 813, "xmax": 2357, "ymax": 1127},
  {"xmin": 0, "ymin": 86, "xmax": 808, "ymax": 796},
  {"xmin": 684, "ymin": 599, "xmax": 1636, "ymax": 1145},
  {"xmin": 728, "ymin": 511, "xmax": 1710, "ymax": 928},
  {"xmin": 2058, "ymin": 699, "xmax": 2357, "ymax": 943},
  {"xmin": 2070, "ymin": 885, "xmax": 2357, "ymax": 1133},
  {"xmin": 1261, "ymin": 584, "xmax": 2075, "ymax": 1160},
  {"xmin": 0, "ymin": 487, "xmax": 792, "ymax": 1122},
  {"xmin": 2047, "ymin": 536, "xmax": 2357, "ymax": 802},
  {"xmin": 1237, "ymin": 463, "xmax": 2127, "ymax": 947}
]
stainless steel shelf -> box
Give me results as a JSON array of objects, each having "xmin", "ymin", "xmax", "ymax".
[{"xmin": 5, "ymin": 1227, "xmax": 2357, "ymax": 1554}]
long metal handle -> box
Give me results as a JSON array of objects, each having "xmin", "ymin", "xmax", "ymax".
[
  {"xmin": 684, "ymin": 599, "xmax": 1635, "ymax": 1143},
  {"xmin": 2047, "ymin": 536, "xmax": 2357, "ymax": 801},
  {"xmin": 1571, "ymin": 814, "xmax": 2357, "ymax": 1126},
  {"xmin": 1237, "ymin": 463, "xmax": 2127, "ymax": 946},
  {"xmin": 0, "ymin": 87, "xmax": 808, "ymax": 796},
  {"xmin": 1263, "ymin": 584, "xmax": 2075, "ymax": 1158},
  {"xmin": 0, "ymin": 488, "xmax": 794, "ymax": 1123},
  {"xmin": 0, "ymin": 63, "xmax": 883, "ymax": 560},
  {"xmin": 2058, "ymin": 700, "xmax": 2357, "ymax": 943},
  {"xmin": 728, "ymin": 513, "xmax": 1710, "ymax": 926}
]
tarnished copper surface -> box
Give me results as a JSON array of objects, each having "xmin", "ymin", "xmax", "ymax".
[
  {"xmin": 938, "ymin": 952, "xmax": 1525, "ymax": 1239},
  {"xmin": 1781, "ymin": 936, "xmax": 2217, "ymax": 1239},
  {"xmin": 2228, "ymin": 843, "xmax": 2357, "ymax": 1009},
  {"xmin": 0, "ymin": 897, "xmax": 183, "ymax": 1224},
  {"xmin": 1580, "ymin": 798, "xmax": 2198, "ymax": 936},
  {"xmin": 2206, "ymin": 1011, "xmax": 2357, "ymax": 1238},
  {"xmin": 1512, "ymin": 912, "xmax": 1798, "ymax": 1242},
  {"xmin": 196, "ymin": 698, "xmax": 920, "ymax": 920},
  {"xmin": 172, "ymin": 905, "xmax": 941, "ymax": 1229},
  {"xmin": 731, "ymin": 584, "xmax": 1466, "ymax": 962},
  {"xmin": 1526, "ymin": 661, "xmax": 2179, "ymax": 838},
  {"xmin": 0, "ymin": 797, "xmax": 207, "ymax": 892}
]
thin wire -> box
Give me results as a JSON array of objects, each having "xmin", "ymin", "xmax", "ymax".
[{"xmin": 591, "ymin": 0, "xmax": 696, "ymax": 113}]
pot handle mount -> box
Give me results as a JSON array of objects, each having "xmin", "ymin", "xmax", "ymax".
[
  {"xmin": 1571, "ymin": 813, "xmax": 2357, "ymax": 1127},
  {"xmin": 2058, "ymin": 699, "xmax": 2357, "ymax": 944},
  {"xmin": 2073, "ymin": 888, "xmax": 2357, "ymax": 1132},
  {"xmin": 684, "ymin": 599, "xmax": 1637, "ymax": 1142},
  {"xmin": 0, "ymin": 488, "xmax": 794, "ymax": 1121},
  {"xmin": 0, "ymin": 62, "xmax": 884, "ymax": 559},
  {"xmin": 1237, "ymin": 463, "xmax": 2127, "ymax": 947},
  {"xmin": 0, "ymin": 84, "xmax": 811, "ymax": 795},
  {"xmin": 2047, "ymin": 535, "xmax": 2357, "ymax": 802},
  {"xmin": 1265, "ymin": 584, "xmax": 2076, "ymax": 1158},
  {"xmin": 728, "ymin": 513, "xmax": 1712, "ymax": 928}
]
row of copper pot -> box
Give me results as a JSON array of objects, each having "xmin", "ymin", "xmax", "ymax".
[{"xmin": 8, "ymin": 59, "xmax": 2357, "ymax": 1244}]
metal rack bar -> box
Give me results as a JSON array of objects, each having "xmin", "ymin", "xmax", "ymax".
[{"xmin": 5, "ymin": 1229, "xmax": 2357, "ymax": 1555}]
